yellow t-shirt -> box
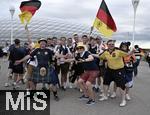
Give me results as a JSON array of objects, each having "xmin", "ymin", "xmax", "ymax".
[{"xmin": 100, "ymin": 49, "xmax": 128, "ymax": 70}]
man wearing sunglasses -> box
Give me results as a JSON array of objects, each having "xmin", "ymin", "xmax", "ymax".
[{"xmin": 76, "ymin": 42, "xmax": 99, "ymax": 105}]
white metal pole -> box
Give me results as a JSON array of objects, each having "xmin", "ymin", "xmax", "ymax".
[
  {"xmin": 10, "ymin": 14, "xmax": 13, "ymax": 45},
  {"xmin": 9, "ymin": 6, "xmax": 15, "ymax": 45},
  {"xmin": 132, "ymin": 0, "xmax": 140, "ymax": 47},
  {"xmin": 132, "ymin": 10, "xmax": 136, "ymax": 47}
]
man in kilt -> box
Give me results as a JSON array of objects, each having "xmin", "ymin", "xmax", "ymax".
[{"xmin": 15, "ymin": 38, "xmax": 59, "ymax": 101}]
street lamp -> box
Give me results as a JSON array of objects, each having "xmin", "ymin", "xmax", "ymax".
[
  {"xmin": 9, "ymin": 6, "xmax": 15, "ymax": 44},
  {"xmin": 132, "ymin": 0, "xmax": 140, "ymax": 47}
]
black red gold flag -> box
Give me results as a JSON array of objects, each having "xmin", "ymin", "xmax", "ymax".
[
  {"xmin": 19, "ymin": 0, "xmax": 41, "ymax": 24},
  {"xmin": 93, "ymin": 0, "xmax": 117, "ymax": 37}
]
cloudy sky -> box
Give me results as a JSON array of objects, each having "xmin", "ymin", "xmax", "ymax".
[{"xmin": 0, "ymin": 0, "xmax": 150, "ymax": 47}]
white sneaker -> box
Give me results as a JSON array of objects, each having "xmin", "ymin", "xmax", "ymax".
[
  {"xmin": 4, "ymin": 83, "xmax": 10, "ymax": 87},
  {"xmin": 12, "ymin": 82, "xmax": 20, "ymax": 88},
  {"xmin": 64, "ymin": 85, "xmax": 67, "ymax": 89},
  {"xmin": 99, "ymin": 96, "xmax": 108, "ymax": 101},
  {"xmin": 69, "ymin": 83, "xmax": 73, "ymax": 89},
  {"xmin": 12, "ymin": 82, "xmax": 16, "ymax": 86},
  {"xmin": 80, "ymin": 89, "xmax": 83, "ymax": 92},
  {"xmin": 120, "ymin": 100, "xmax": 127, "ymax": 107},
  {"xmin": 126, "ymin": 94, "xmax": 131, "ymax": 101},
  {"xmin": 99, "ymin": 93, "xmax": 104, "ymax": 97},
  {"xmin": 23, "ymin": 78, "xmax": 28, "ymax": 83},
  {"xmin": 110, "ymin": 92, "xmax": 117, "ymax": 98},
  {"xmin": 15, "ymin": 85, "xmax": 20, "ymax": 88}
]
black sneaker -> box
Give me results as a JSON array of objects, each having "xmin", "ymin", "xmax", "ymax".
[
  {"xmin": 86, "ymin": 99, "xmax": 95, "ymax": 105},
  {"xmin": 13, "ymin": 87, "xmax": 16, "ymax": 90},
  {"xmin": 54, "ymin": 95, "xmax": 60, "ymax": 101},
  {"xmin": 95, "ymin": 88, "xmax": 100, "ymax": 93},
  {"xmin": 61, "ymin": 86, "xmax": 66, "ymax": 91},
  {"xmin": 79, "ymin": 95, "xmax": 89, "ymax": 100},
  {"xmin": 21, "ymin": 79, "xmax": 25, "ymax": 84}
]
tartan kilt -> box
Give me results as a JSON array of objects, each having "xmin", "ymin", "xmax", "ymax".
[{"xmin": 31, "ymin": 66, "xmax": 59, "ymax": 85}]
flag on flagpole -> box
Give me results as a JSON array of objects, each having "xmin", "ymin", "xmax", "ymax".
[
  {"xmin": 19, "ymin": 0, "xmax": 41, "ymax": 24},
  {"xmin": 93, "ymin": 0, "xmax": 117, "ymax": 38}
]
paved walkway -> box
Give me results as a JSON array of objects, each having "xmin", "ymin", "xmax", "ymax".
[
  {"xmin": 50, "ymin": 61, "xmax": 150, "ymax": 115},
  {"xmin": 0, "ymin": 59, "xmax": 150, "ymax": 115}
]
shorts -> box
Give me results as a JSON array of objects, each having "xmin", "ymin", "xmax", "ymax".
[
  {"xmin": 80, "ymin": 70, "xmax": 99, "ymax": 84},
  {"xmin": 8, "ymin": 61, "xmax": 13, "ymax": 69},
  {"xmin": 60, "ymin": 63, "xmax": 69, "ymax": 75},
  {"xmin": 12, "ymin": 64, "xmax": 24, "ymax": 74},
  {"xmin": 103, "ymin": 68, "xmax": 126, "ymax": 90},
  {"xmin": 125, "ymin": 71, "xmax": 133, "ymax": 88},
  {"xmin": 99, "ymin": 66, "xmax": 105, "ymax": 77}
]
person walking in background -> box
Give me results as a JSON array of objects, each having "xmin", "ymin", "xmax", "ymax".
[
  {"xmin": 4, "ymin": 42, "xmax": 15, "ymax": 87},
  {"xmin": 0, "ymin": 46, "xmax": 3, "ymax": 58},
  {"xmin": 2, "ymin": 42, "xmax": 9, "ymax": 59},
  {"xmin": 133, "ymin": 45, "xmax": 144, "ymax": 77},
  {"xmin": 146, "ymin": 51, "xmax": 150, "ymax": 67}
]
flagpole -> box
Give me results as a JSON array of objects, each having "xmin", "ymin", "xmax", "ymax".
[
  {"xmin": 90, "ymin": 26, "xmax": 94, "ymax": 36},
  {"xmin": 132, "ymin": 0, "xmax": 140, "ymax": 47}
]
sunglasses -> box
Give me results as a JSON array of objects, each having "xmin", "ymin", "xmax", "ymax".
[
  {"xmin": 108, "ymin": 44, "xmax": 114, "ymax": 46},
  {"xmin": 76, "ymin": 47, "xmax": 84, "ymax": 50}
]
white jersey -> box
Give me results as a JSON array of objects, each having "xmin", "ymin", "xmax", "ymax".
[{"xmin": 2, "ymin": 46, "xmax": 9, "ymax": 53}]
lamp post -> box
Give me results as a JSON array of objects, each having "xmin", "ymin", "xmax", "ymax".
[
  {"xmin": 132, "ymin": 0, "xmax": 140, "ymax": 47},
  {"xmin": 9, "ymin": 6, "xmax": 15, "ymax": 44}
]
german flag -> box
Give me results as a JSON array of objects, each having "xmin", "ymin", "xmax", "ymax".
[
  {"xmin": 19, "ymin": 0, "xmax": 41, "ymax": 24},
  {"xmin": 93, "ymin": 0, "xmax": 117, "ymax": 38}
]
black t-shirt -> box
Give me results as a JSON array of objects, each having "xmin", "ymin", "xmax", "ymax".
[
  {"xmin": 9, "ymin": 46, "xmax": 27, "ymax": 65},
  {"xmin": 134, "ymin": 48, "xmax": 142, "ymax": 56},
  {"xmin": 88, "ymin": 44, "xmax": 97, "ymax": 54},
  {"xmin": 30, "ymin": 48, "xmax": 53, "ymax": 67},
  {"xmin": 8, "ymin": 44, "xmax": 15, "ymax": 52},
  {"xmin": 76, "ymin": 51, "xmax": 99, "ymax": 71}
]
